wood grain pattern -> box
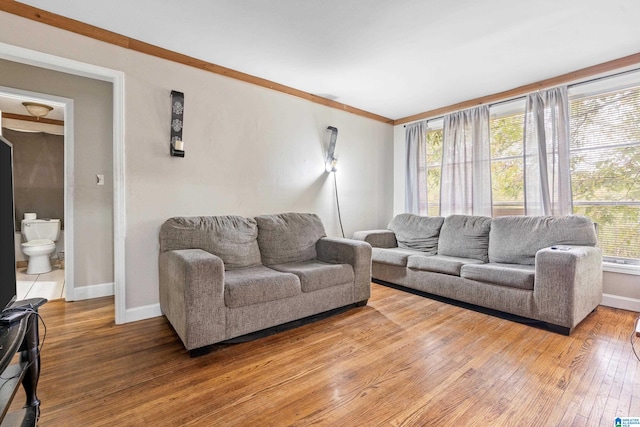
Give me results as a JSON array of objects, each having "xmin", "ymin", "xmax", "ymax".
[
  {"xmin": 2, "ymin": 112, "xmax": 64, "ymax": 126},
  {"xmin": 9, "ymin": 283, "xmax": 638, "ymax": 426}
]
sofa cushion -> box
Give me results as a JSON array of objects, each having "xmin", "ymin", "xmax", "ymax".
[
  {"xmin": 460, "ymin": 263, "xmax": 536, "ymax": 290},
  {"xmin": 270, "ymin": 260, "xmax": 355, "ymax": 292},
  {"xmin": 437, "ymin": 215, "xmax": 492, "ymax": 262},
  {"xmin": 372, "ymin": 247, "xmax": 426, "ymax": 267},
  {"xmin": 489, "ymin": 215, "xmax": 598, "ymax": 265},
  {"xmin": 387, "ymin": 214, "xmax": 444, "ymax": 254},
  {"xmin": 255, "ymin": 213, "xmax": 327, "ymax": 265},
  {"xmin": 159, "ymin": 216, "xmax": 261, "ymax": 270},
  {"xmin": 407, "ymin": 254, "xmax": 484, "ymax": 276},
  {"xmin": 224, "ymin": 265, "xmax": 301, "ymax": 308}
]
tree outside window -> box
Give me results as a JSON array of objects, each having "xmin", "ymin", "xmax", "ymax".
[{"xmin": 416, "ymin": 73, "xmax": 640, "ymax": 262}]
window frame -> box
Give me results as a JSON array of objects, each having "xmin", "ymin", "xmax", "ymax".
[
  {"xmin": 412, "ymin": 68, "xmax": 640, "ymax": 265},
  {"xmin": 568, "ymin": 70, "xmax": 640, "ymax": 264}
]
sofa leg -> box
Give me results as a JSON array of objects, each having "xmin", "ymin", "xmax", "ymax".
[
  {"xmin": 546, "ymin": 323, "xmax": 572, "ymax": 336},
  {"xmin": 355, "ymin": 299, "xmax": 368, "ymax": 307},
  {"xmin": 189, "ymin": 345, "xmax": 213, "ymax": 358}
]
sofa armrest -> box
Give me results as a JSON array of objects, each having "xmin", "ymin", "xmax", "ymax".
[
  {"xmin": 534, "ymin": 246, "xmax": 603, "ymax": 329},
  {"xmin": 316, "ymin": 237, "xmax": 372, "ymax": 303},
  {"xmin": 352, "ymin": 229, "xmax": 398, "ymax": 248},
  {"xmin": 159, "ymin": 249, "xmax": 226, "ymax": 350}
]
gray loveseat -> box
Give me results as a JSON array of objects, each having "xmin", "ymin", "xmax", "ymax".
[
  {"xmin": 159, "ymin": 212, "xmax": 372, "ymax": 355},
  {"xmin": 353, "ymin": 214, "xmax": 602, "ymax": 334}
]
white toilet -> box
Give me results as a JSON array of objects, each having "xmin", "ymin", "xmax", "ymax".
[{"xmin": 21, "ymin": 213, "xmax": 61, "ymax": 275}]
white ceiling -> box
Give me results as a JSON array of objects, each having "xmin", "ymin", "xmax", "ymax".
[{"xmin": 15, "ymin": 0, "xmax": 640, "ymax": 121}]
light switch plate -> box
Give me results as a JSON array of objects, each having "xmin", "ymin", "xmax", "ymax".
[{"xmin": 96, "ymin": 174, "xmax": 104, "ymax": 185}]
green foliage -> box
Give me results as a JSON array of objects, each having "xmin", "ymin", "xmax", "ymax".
[
  {"xmin": 426, "ymin": 129, "xmax": 443, "ymax": 213},
  {"xmin": 490, "ymin": 113, "xmax": 524, "ymax": 210},
  {"xmin": 490, "ymin": 115, "xmax": 524, "ymax": 158},
  {"xmin": 570, "ymin": 88, "xmax": 640, "ymax": 259},
  {"xmin": 420, "ymin": 86, "xmax": 640, "ymax": 259}
]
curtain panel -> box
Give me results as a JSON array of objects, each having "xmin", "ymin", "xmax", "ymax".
[
  {"xmin": 523, "ymin": 86, "xmax": 573, "ymax": 216},
  {"xmin": 405, "ymin": 121, "xmax": 428, "ymax": 214},
  {"xmin": 440, "ymin": 105, "xmax": 492, "ymax": 217}
]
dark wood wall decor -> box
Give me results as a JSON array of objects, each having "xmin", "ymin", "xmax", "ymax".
[{"xmin": 169, "ymin": 90, "xmax": 184, "ymax": 157}]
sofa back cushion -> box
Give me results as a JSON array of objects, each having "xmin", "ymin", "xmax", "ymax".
[
  {"xmin": 159, "ymin": 216, "xmax": 261, "ymax": 270},
  {"xmin": 388, "ymin": 214, "xmax": 444, "ymax": 255},
  {"xmin": 438, "ymin": 215, "xmax": 492, "ymax": 262},
  {"xmin": 489, "ymin": 215, "xmax": 598, "ymax": 265},
  {"xmin": 255, "ymin": 213, "xmax": 327, "ymax": 265}
]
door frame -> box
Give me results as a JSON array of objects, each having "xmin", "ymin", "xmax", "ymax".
[
  {"xmin": 0, "ymin": 42, "xmax": 126, "ymax": 324},
  {"xmin": 0, "ymin": 86, "xmax": 73, "ymax": 301}
]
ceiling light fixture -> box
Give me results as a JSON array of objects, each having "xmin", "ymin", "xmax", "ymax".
[{"xmin": 22, "ymin": 102, "xmax": 53, "ymax": 120}]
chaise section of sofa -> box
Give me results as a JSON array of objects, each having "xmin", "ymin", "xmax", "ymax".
[
  {"xmin": 353, "ymin": 213, "xmax": 602, "ymax": 334},
  {"xmin": 159, "ymin": 213, "xmax": 372, "ymax": 355}
]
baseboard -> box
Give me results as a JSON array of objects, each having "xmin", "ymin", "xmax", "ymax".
[
  {"xmin": 70, "ymin": 282, "xmax": 162, "ymax": 323},
  {"xmin": 601, "ymin": 293, "xmax": 640, "ymax": 313},
  {"xmin": 124, "ymin": 303, "xmax": 162, "ymax": 323},
  {"xmin": 72, "ymin": 282, "xmax": 114, "ymax": 301}
]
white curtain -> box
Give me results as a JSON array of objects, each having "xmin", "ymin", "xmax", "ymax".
[
  {"xmin": 440, "ymin": 105, "xmax": 492, "ymax": 216},
  {"xmin": 405, "ymin": 121, "xmax": 428, "ymax": 214},
  {"xmin": 523, "ymin": 86, "xmax": 573, "ymax": 216}
]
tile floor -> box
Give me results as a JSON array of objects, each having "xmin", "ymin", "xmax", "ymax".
[{"xmin": 16, "ymin": 266, "xmax": 65, "ymax": 302}]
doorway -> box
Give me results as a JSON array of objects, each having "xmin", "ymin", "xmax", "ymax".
[
  {"xmin": 0, "ymin": 42, "xmax": 125, "ymax": 323},
  {"xmin": 0, "ymin": 87, "xmax": 73, "ymax": 302}
]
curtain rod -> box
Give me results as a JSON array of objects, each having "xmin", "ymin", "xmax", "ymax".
[
  {"xmin": 567, "ymin": 66, "xmax": 640, "ymax": 90},
  {"xmin": 403, "ymin": 66, "xmax": 640, "ymax": 128}
]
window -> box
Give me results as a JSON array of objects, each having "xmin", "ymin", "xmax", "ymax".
[
  {"xmin": 569, "ymin": 73, "xmax": 640, "ymax": 263},
  {"xmin": 413, "ymin": 69, "xmax": 640, "ymax": 263},
  {"xmin": 489, "ymin": 100, "xmax": 525, "ymax": 217},
  {"xmin": 425, "ymin": 123, "xmax": 443, "ymax": 216}
]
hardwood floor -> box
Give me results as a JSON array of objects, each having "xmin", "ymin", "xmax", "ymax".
[{"xmin": 16, "ymin": 283, "xmax": 640, "ymax": 426}]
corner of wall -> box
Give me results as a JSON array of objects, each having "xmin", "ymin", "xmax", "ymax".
[{"xmin": 393, "ymin": 124, "xmax": 405, "ymax": 215}]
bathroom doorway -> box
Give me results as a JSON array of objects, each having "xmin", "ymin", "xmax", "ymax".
[
  {"xmin": 0, "ymin": 87, "xmax": 73, "ymax": 302},
  {"xmin": 0, "ymin": 43, "xmax": 125, "ymax": 324}
]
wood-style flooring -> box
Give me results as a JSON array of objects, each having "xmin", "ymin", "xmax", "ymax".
[{"xmin": 13, "ymin": 283, "xmax": 640, "ymax": 426}]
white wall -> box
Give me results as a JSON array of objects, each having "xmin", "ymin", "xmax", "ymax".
[
  {"xmin": 0, "ymin": 12, "xmax": 395, "ymax": 314},
  {"xmin": 393, "ymin": 124, "xmax": 640, "ymax": 312},
  {"xmin": 123, "ymin": 53, "xmax": 394, "ymax": 309},
  {"xmin": 393, "ymin": 124, "xmax": 406, "ymax": 215}
]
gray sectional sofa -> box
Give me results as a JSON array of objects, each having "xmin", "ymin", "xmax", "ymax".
[
  {"xmin": 353, "ymin": 214, "xmax": 603, "ymax": 334},
  {"xmin": 159, "ymin": 212, "xmax": 372, "ymax": 355}
]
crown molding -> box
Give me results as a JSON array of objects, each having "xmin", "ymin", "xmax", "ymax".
[
  {"xmin": 395, "ymin": 51, "xmax": 640, "ymax": 125},
  {"xmin": 0, "ymin": 1, "xmax": 394, "ymax": 124}
]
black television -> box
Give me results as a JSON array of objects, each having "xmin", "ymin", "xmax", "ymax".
[{"xmin": 0, "ymin": 134, "xmax": 17, "ymax": 308}]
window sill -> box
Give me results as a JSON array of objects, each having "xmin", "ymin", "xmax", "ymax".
[{"xmin": 602, "ymin": 262, "xmax": 640, "ymax": 276}]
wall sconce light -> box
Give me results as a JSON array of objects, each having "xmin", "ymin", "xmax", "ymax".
[
  {"xmin": 325, "ymin": 126, "xmax": 338, "ymax": 172},
  {"xmin": 170, "ymin": 90, "xmax": 185, "ymax": 157},
  {"xmin": 22, "ymin": 102, "xmax": 53, "ymax": 120}
]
